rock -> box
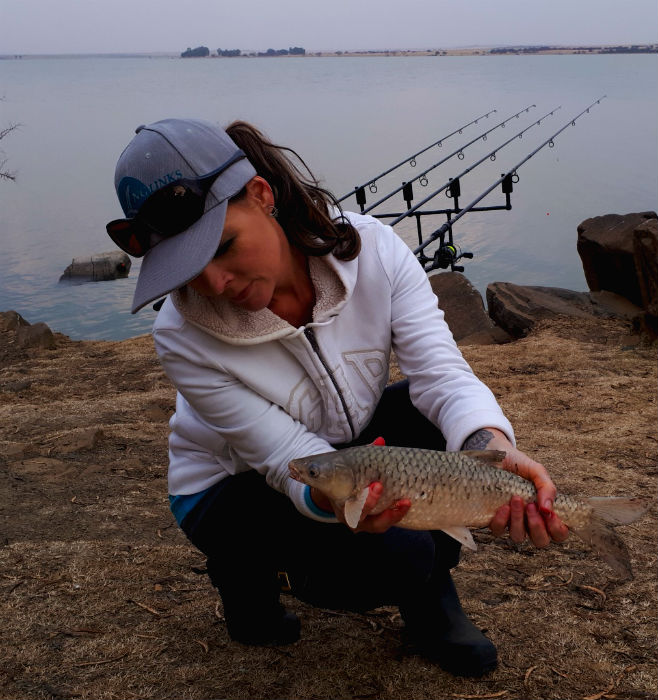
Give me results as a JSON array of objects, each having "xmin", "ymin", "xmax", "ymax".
[
  {"xmin": 486, "ymin": 282, "xmax": 643, "ymax": 338},
  {"xmin": 0, "ymin": 310, "xmax": 30, "ymax": 332},
  {"xmin": 632, "ymin": 219, "xmax": 658, "ymax": 338},
  {"xmin": 59, "ymin": 250, "xmax": 131, "ymax": 283},
  {"xmin": 15, "ymin": 322, "xmax": 56, "ymax": 350},
  {"xmin": 429, "ymin": 272, "xmax": 512, "ymax": 344},
  {"xmin": 576, "ymin": 212, "xmax": 657, "ymax": 306},
  {"xmin": 1, "ymin": 312, "xmax": 57, "ymax": 351}
]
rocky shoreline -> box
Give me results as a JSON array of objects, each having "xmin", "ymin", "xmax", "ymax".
[{"xmin": 431, "ymin": 211, "xmax": 658, "ymax": 346}]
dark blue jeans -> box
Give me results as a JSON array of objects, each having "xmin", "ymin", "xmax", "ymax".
[{"xmin": 182, "ymin": 380, "xmax": 460, "ymax": 615}]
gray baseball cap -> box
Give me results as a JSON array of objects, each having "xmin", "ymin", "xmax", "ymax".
[{"xmin": 110, "ymin": 118, "xmax": 257, "ymax": 313}]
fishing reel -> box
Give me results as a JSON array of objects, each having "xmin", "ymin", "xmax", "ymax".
[{"xmin": 431, "ymin": 242, "xmax": 473, "ymax": 272}]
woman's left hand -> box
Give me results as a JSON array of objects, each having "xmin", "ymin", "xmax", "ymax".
[{"xmin": 480, "ymin": 429, "xmax": 570, "ymax": 548}]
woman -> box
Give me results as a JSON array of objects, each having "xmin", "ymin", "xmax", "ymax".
[{"xmin": 107, "ymin": 118, "xmax": 568, "ymax": 677}]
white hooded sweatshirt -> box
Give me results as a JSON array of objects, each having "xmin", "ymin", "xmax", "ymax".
[{"xmin": 153, "ymin": 212, "xmax": 514, "ymax": 522}]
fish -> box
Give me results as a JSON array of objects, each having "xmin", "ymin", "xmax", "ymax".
[{"xmin": 288, "ymin": 445, "xmax": 649, "ymax": 579}]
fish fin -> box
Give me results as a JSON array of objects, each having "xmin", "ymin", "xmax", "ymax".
[
  {"xmin": 586, "ymin": 496, "xmax": 649, "ymax": 525},
  {"xmin": 343, "ymin": 487, "xmax": 370, "ymax": 529},
  {"xmin": 440, "ymin": 526, "xmax": 478, "ymax": 551},
  {"xmin": 461, "ymin": 449, "xmax": 506, "ymax": 465},
  {"xmin": 570, "ymin": 496, "xmax": 649, "ymax": 580},
  {"xmin": 572, "ymin": 521, "xmax": 634, "ymax": 580}
]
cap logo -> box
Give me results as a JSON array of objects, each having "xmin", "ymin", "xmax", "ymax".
[{"xmin": 118, "ymin": 170, "xmax": 184, "ymax": 216}]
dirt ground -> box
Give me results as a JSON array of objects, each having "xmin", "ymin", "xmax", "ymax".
[{"xmin": 0, "ymin": 314, "xmax": 656, "ymax": 700}]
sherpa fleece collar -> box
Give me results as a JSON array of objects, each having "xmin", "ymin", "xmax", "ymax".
[{"xmin": 171, "ymin": 253, "xmax": 357, "ymax": 345}]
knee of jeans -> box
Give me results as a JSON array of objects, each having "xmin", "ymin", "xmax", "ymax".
[{"xmin": 385, "ymin": 528, "xmax": 436, "ymax": 584}]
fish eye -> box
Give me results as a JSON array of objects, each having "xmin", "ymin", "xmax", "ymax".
[{"xmin": 308, "ymin": 464, "xmax": 320, "ymax": 479}]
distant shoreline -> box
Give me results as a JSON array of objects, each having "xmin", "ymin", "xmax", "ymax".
[
  {"xmin": 2, "ymin": 44, "xmax": 657, "ymax": 60},
  {"xmin": 315, "ymin": 44, "xmax": 658, "ymax": 57}
]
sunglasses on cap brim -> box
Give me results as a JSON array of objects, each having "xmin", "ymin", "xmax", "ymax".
[{"xmin": 106, "ymin": 150, "xmax": 247, "ymax": 258}]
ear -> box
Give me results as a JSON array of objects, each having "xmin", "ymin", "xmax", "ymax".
[{"xmin": 243, "ymin": 176, "xmax": 275, "ymax": 212}]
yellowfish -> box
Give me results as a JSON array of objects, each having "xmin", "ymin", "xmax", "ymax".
[{"xmin": 289, "ymin": 445, "xmax": 648, "ymax": 579}]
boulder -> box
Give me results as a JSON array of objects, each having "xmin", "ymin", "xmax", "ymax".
[
  {"xmin": 1, "ymin": 311, "xmax": 56, "ymax": 351},
  {"xmin": 0, "ymin": 310, "xmax": 30, "ymax": 332},
  {"xmin": 16, "ymin": 322, "xmax": 56, "ymax": 350},
  {"xmin": 632, "ymin": 218, "xmax": 658, "ymax": 338},
  {"xmin": 576, "ymin": 212, "xmax": 657, "ymax": 306},
  {"xmin": 59, "ymin": 250, "xmax": 131, "ymax": 283},
  {"xmin": 429, "ymin": 272, "xmax": 512, "ymax": 344},
  {"xmin": 486, "ymin": 282, "xmax": 643, "ymax": 338}
]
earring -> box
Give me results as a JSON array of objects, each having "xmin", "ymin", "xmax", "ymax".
[{"xmin": 269, "ymin": 205, "xmax": 279, "ymax": 218}]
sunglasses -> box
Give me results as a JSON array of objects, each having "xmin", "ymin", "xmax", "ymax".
[{"xmin": 106, "ymin": 150, "xmax": 247, "ymax": 257}]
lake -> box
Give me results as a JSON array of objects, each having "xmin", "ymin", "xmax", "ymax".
[{"xmin": 0, "ymin": 54, "xmax": 656, "ymax": 340}]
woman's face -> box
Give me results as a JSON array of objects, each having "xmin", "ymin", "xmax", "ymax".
[{"xmin": 188, "ymin": 178, "xmax": 290, "ymax": 312}]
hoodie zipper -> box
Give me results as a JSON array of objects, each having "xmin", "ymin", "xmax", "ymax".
[{"xmin": 304, "ymin": 326, "xmax": 356, "ymax": 442}]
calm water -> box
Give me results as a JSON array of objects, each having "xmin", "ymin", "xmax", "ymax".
[{"xmin": 0, "ymin": 54, "xmax": 656, "ymax": 340}]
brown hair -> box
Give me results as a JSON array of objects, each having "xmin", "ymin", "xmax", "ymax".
[{"xmin": 225, "ymin": 121, "xmax": 360, "ymax": 261}]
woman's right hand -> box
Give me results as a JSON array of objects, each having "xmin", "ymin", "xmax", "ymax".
[{"xmin": 311, "ymin": 482, "xmax": 411, "ymax": 534}]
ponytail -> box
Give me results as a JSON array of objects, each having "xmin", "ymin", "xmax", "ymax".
[{"xmin": 225, "ymin": 121, "xmax": 360, "ymax": 261}]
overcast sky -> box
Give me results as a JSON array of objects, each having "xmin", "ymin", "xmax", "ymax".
[{"xmin": 1, "ymin": 0, "xmax": 656, "ymax": 55}]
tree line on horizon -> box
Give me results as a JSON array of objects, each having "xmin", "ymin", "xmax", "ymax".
[
  {"xmin": 490, "ymin": 44, "xmax": 656, "ymax": 54},
  {"xmin": 181, "ymin": 44, "xmax": 655, "ymax": 59},
  {"xmin": 181, "ymin": 46, "xmax": 306, "ymax": 58}
]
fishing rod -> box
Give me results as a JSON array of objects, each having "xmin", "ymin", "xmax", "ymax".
[
  {"xmin": 337, "ymin": 108, "xmax": 497, "ymax": 204},
  {"xmin": 344, "ymin": 104, "xmax": 537, "ymax": 215},
  {"xmin": 384, "ymin": 105, "xmax": 561, "ymax": 226},
  {"xmin": 364, "ymin": 105, "xmax": 561, "ymax": 256},
  {"xmin": 412, "ymin": 96, "xmax": 607, "ymax": 272}
]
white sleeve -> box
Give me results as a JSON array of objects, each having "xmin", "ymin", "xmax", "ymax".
[
  {"xmin": 375, "ymin": 223, "xmax": 515, "ymax": 450},
  {"xmin": 154, "ymin": 324, "xmax": 338, "ymax": 522}
]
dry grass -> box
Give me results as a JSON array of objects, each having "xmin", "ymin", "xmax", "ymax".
[{"xmin": 0, "ymin": 316, "xmax": 656, "ymax": 700}]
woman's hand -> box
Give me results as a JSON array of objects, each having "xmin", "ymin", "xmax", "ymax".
[
  {"xmin": 472, "ymin": 428, "xmax": 570, "ymax": 548},
  {"xmin": 335, "ymin": 482, "xmax": 411, "ymax": 533},
  {"xmin": 311, "ymin": 483, "xmax": 411, "ymax": 533}
]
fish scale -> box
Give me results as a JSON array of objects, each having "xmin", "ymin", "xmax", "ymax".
[
  {"xmin": 288, "ymin": 444, "xmax": 648, "ymax": 579},
  {"xmin": 343, "ymin": 446, "xmax": 542, "ymax": 529}
]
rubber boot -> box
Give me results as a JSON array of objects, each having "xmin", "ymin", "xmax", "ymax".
[
  {"xmin": 400, "ymin": 569, "xmax": 497, "ymax": 677},
  {"xmin": 224, "ymin": 601, "xmax": 301, "ymax": 646}
]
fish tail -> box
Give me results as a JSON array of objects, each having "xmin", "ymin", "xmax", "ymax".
[
  {"xmin": 587, "ymin": 496, "xmax": 649, "ymax": 525},
  {"xmin": 571, "ymin": 497, "xmax": 649, "ymax": 580}
]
